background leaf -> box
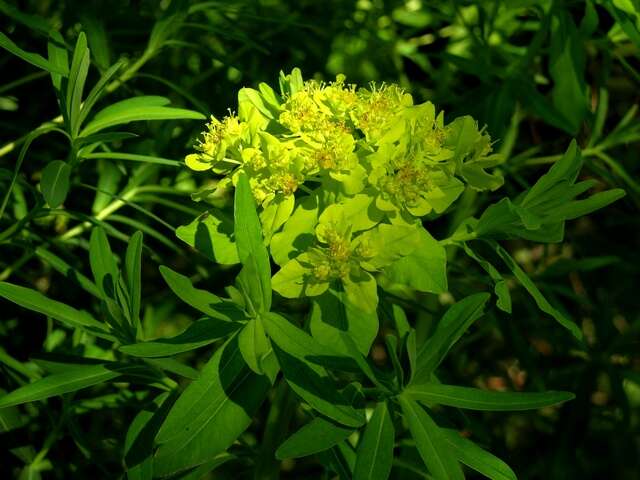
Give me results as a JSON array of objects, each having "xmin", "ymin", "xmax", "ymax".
[
  {"xmin": 353, "ymin": 401, "xmax": 394, "ymax": 480},
  {"xmin": 154, "ymin": 336, "xmax": 269, "ymax": 476},
  {"xmin": 276, "ymin": 416, "xmax": 354, "ymax": 459},
  {"xmin": 40, "ymin": 160, "xmax": 71, "ymax": 208}
]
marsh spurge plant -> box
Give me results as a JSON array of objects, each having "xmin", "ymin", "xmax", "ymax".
[
  {"xmin": 0, "ymin": 68, "xmax": 625, "ymax": 480},
  {"xmin": 184, "ymin": 69, "xmax": 503, "ymax": 316}
]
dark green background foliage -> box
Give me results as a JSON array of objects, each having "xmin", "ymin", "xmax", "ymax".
[{"xmin": 0, "ymin": 0, "xmax": 639, "ymax": 479}]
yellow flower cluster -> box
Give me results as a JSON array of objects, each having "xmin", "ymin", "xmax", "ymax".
[
  {"xmin": 186, "ymin": 69, "xmax": 502, "ymax": 216},
  {"xmin": 310, "ymin": 224, "xmax": 356, "ymax": 282}
]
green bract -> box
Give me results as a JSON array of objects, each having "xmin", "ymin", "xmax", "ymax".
[{"xmin": 185, "ymin": 68, "xmax": 504, "ymax": 313}]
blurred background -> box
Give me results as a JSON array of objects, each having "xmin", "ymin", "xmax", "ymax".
[{"xmin": 1, "ymin": 0, "xmax": 639, "ymax": 478}]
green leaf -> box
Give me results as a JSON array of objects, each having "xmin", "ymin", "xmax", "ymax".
[
  {"xmin": 342, "ymin": 269, "xmax": 378, "ymax": 314},
  {"xmin": 462, "ymin": 243, "xmax": 511, "ymax": 313},
  {"xmin": 76, "ymin": 60, "xmax": 125, "ymax": 130},
  {"xmin": 383, "ymin": 228, "xmax": 447, "ymax": 294},
  {"xmin": 162, "ymin": 454, "xmax": 235, "ymax": 480},
  {"xmin": 89, "ymin": 227, "xmax": 119, "ymax": 299},
  {"xmin": 0, "ymin": 1, "xmax": 52, "ymax": 34},
  {"xmin": 154, "ymin": 336, "xmax": 270, "ymax": 476},
  {"xmin": 310, "ymin": 287, "xmax": 378, "ymax": 356},
  {"xmin": 238, "ymin": 87, "xmax": 278, "ymax": 120},
  {"xmin": 91, "ymin": 158, "xmax": 122, "ymax": 214},
  {"xmin": 34, "ymin": 246, "xmax": 100, "ymax": 298},
  {"xmin": 80, "ymin": 96, "xmax": 205, "ymax": 137},
  {"xmin": 67, "ymin": 32, "xmax": 91, "ymax": 136},
  {"xmin": 0, "ymin": 363, "xmax": 146, "ymax": 408},
  {"xmin": 543, "ymin": 188, "xmax": 626, "ymax": 223},
  {"xmin": 120, "ymin": 318, "xmax": 240, "ymax": 358},
  {"xmin": 473, "ymin": 141, "xmax": 621, "ymax": 244},
  {"xmin": 237, "ymin": 255, "xmax": 271, "ymax": 317},
  {"xmin": 47, "ymin": 31, "xmax": 68, "ymax": 93},
  {"xmin": 606, "ymin": 1, "xmax": 640, "ymax": 51},
  {"xmin": 261, "ymin": 312, "xmax": 356, "ymax": 372},
  {"xmin": 353, "ymin": 402, "xmax": 394, "ymax": 480},
  {"xmin": 270, "ymin": 194, "xmax": 319, "ymax": 266},
  {"xmin": 513, "ymin": 77, "xmax": 576, "ymax": 134},
  {"xmin": 40, "ymin": 160, "xmax": 71, "ymax": 208},
  {"xmin": 0, "ymin": 125, "xmax": 64, "ymax": 220},
  {"xmin": 125, "ymin": 231, "xmax": 143, "ymax": 325},
  {"xmin": 0, "ymin": 281, "xmax": 110, "ymax": 338},
  {"xmin": 398, "ymin": 396, "xmax": 464, "ymax": 480},
  {"xmin": 549, "ymin": 10, "xmax": 587, "ymax": 134},
  {"xmin": 159, "ymin": 266, "xmax": 246, "ymax": 322},
  {"xmin": 522, "ymin": 140, "xmax": 581, "ymax": 207},
  {"xmin": 81, "ymin": 14, "xmax": 111, "ymax": 69},
  {"xmin": 260, "ymin": 194, "xmax": 295, "ymax": 242},
  {"xmin": 446, "ymin": 116, "xmax": 504, "ymax": 191},
  {"xmin": 271, "ymin": 253, "xmax": 316, "ymax": 299},
  {"xmin": 0, "ymin": 31, "xmax": 68, "ymax": 75},
  {"xmin": 82, "ymin": 152, "xmax": 183, "ymax": 167},
  {"xmin": 0, "ymin": 388, "xmax": 36, "ymax": 463},
  {"xmin": 356, "ymin": 224, "xmax": 421, "ymax": 270},
  {"xmin": 405, "ymin": 383, "xmax": 575, "ymax": 411},
  {"xmin": 318, "ymin": 194, "xmax": 382, "ymax": 233},
  {"xmin": 490, "ymin": 241, "xmax": 583, "ymax": 341},
  {"xmin": 317, "ymin": 441, "xmax": 357, "ymax": 479},
  {"xmin": 412, "ymin": 293, "xmax": 490, "ymax": 384},
  {"xmin": 441, "ymin": 429, "xmax": 517, "ymax": 480},
  {"xmin": 234, "ymin": 173, "xmax": 271, "ymax": 313},
  {"xmin": 237, "ymin": 316, "xmax": 271, "ymax": 374},
  {"xmin": 264, "ymin": 313, "xmax": 365, "ymax": 427},
  {"xmin": 276, "ymin": 416, "xmax": 354, "ymax": 459},
  {"xmin": 125, "ymin": 392, "xmax": 174, "ymax": 480},
  {"xmin": 176, "ymin": 211, "xmax": 240, "ymax": 265},
  {"xmin": 146, "ymin": 357, "xmax": 199, "ymax": 380}
]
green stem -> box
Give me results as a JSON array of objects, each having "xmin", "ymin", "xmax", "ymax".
[
  {"xmin": 254, "ymin": 380, "xmax": 296, "ymax": 480},
  {"xmin": 521, "ymin": 147, "xmax": 599, "ymax": 166},
  {"xmin": 57, "ymin": 187, "xmax": 141, "ymax": 241}
]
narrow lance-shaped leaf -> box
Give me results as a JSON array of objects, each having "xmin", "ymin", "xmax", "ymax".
[
  {"xmin": 234, "ymin": 172, "xmax": 272, "ymax": 313},
  {"xmin": 125, "ymin": 392, "xmax": 175, "ymax": 480},
  {"xmin": 47, "ymin": 31, "xmax": 69, "ymax": 95},
  {"xmin": 404, "ymin": 383, "xmax": 575, "ymax": 411},
  {"xmin": 80, "ymin": 96, "xmax": 205, "ymax": 137},
  {"xmin": 0, "ymin": 281, "xmax": 112, "ymax": 340},
  {"xmin": 119, "ymin": 318, "xmax": 241, "ymax": 358},
  {"xmin": 412, "ymin": 293, "xmax": 490, "ymax": 384},
  {"xmin": 159, "ymin": 265, "xmax": 246, "ymax": 322},
  {"xmin": 82, "ymin": 152, "xmax": 182, "ymax": 167},
  {"xmin": 264, "ymin": 313, "xmax": 365, "ymax": 427},
  {"xmin": 462, "ymin": 243, "xmax": 512, "ymax": 313},
  {"xmin": 489, "ymin": 240, "xmax": 583, "ymax": 341},
  {"xmin": 125, "ymin": 231, "xmax": 143, "ymax": 326},
  {"xmin": 353, "ymin": 401, "xmax": 395, "ymax": 480},
  {"xmin": 276, "ymin": 416, "xmax": 354, "ymax": 460},
  {"xmin": 89, "ymin": 226, "xmax": 119, "ymax": 299},
  {"xmin": 238, "ymin": 316, "xmax": 271, "ymax": 375},
  {"xmin": 398, "ymin": 396, "xmax": 464, "ymax": 480},
  {"xmin": 0, "ymin": 363, "xmax": 152, "ymax": 408},
  {"xmin": 262, "ymin": 311, "xmax": 358, "ymax": 372},
  {"xmin": 441, "ymin": 429, "xmax": 517, "ymax": 480},
  {"xmin": 153, "ymin": 335, "xmax": 270, "ymax": 477},
  {"xmin": 0, "ymin": 31, "xmax": 68, "ymax": 75},
  {"xmin": 34, "ymin": 246, "xmax": 100, "ymax": 298},
  {"xmin": 76, "ymin": 59, "xmax": 125, "ymax": 132},
  {"xmin": 67, "ymin": 32, "xmax": 91, "ymax": 137}
]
